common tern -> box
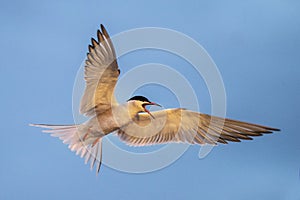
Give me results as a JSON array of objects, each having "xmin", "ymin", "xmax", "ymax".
[{"xmin": 30, "ymin": 25, "xmax": 280, "ymax": 174}]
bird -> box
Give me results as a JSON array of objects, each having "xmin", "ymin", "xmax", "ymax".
[{"xmin": 30, "ymin": 24, "xmax": 280, "ymax": 174}]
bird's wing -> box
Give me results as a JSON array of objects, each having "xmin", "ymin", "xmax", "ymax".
[
  {"xmin": 80, "ymin": 24, "xmax": 120, "ymax": 116},
  {"xmin": 117, "ymin": 109, "xmax": 279, "ymax": 146}
]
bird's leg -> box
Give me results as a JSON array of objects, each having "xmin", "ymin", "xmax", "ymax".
[
  {"xmin": 82, "ymin": 128, "xmax": 91, "ymax": 141},
  {"xmin": 92, "ymin": 138, "xmax": 100, "ymax": 147}
]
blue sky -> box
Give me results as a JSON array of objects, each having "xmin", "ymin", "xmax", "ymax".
[{"xmin": 1, "ymin": 0, "xmax": 300, "ymax": 199}]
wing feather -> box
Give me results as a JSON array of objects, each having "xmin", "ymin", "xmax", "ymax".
[
  {"xmin": 117, "ymin": 109, "xmax": 280, "ymax": 146},
  {"xmin": 80, "ymin": 25, "xmax": 120, "ymax": 116}
]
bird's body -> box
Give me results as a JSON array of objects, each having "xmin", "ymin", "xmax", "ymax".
[{"xmin": 31, "ymin": 25, "xmax": 280, "ymax": 174}]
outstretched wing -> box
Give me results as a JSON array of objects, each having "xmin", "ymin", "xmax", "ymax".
[
  {"xmin": 80, "ymin": 24, "xmax": 120, "ymax": 116},
  {"xmin": 117, "ymin": 109, "xmax": 280, "ymax": 146}
]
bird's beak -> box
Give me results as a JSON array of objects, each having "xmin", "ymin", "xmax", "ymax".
[
  {"xmin": 143, "ymin": 102, "xmax": 161, "ymax": 119},
  {"xmin": 149, "ymin": 102, "xmax": 162, "ymax": 107},
  {"xmin": 145, "ymin": 110, "xmax": 155, "ymax": 119}
]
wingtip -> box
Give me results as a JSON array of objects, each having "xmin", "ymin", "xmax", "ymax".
[
  {"xmin": 264, "ymin": 127, "xmax": 281, "ymax": 132},
  {"xmin": 272, "ymin": 128, "xmax": 281, "ymax": 132},
  {"xmin": 88, "ymin": 44, "xmax": 93, "ymax": 52},
  {"xmin": 100, "ymin": 24, "xmax": 109, "ymax": 38},
  {"xmin": 91, "ymin": 37, "xmax": 98, "ymax": 47},
  {"xmin": 97, "ymin": 29, "xmax": 101, "ymax": 38}
]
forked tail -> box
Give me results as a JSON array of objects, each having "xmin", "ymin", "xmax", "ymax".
[{"xmin": 29, "ymin": 123, "xmax": 103, "ymax": 174}]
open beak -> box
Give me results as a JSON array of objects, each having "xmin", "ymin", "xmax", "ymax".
[
  {"xmin": 148, "ymin": 102, "xmax": 161, "ymax": 107},
  {"xmin": 143, "ymin": 102, "xmax": 161, "ymax": 119}
]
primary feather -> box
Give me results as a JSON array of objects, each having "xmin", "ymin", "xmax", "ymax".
[{"xmin": 117, "ymin": 109, "xmax": 279, "ymax": 146}]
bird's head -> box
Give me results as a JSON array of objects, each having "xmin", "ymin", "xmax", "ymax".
[{"xmin": 127, "ymin": 95, "xmax": 161, "ymax": 118}]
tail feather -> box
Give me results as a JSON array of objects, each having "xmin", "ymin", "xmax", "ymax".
[{"xmin": 30, "ymin": 123, "xmax": 103, "ymax": 175}]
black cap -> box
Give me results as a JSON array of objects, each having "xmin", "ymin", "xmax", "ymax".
[{"xmin": 127, "ymin": 95, "xmax": 150, "ymax": 102}]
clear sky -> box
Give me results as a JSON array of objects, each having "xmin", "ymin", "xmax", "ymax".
[{"xmin": 1, "ymin": 0, "xmax": 300, "ymax": 199}]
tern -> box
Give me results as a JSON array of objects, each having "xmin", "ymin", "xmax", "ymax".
[{"xmin": 30, "ymin": 25, "xmax": 280, "ymax": 174}]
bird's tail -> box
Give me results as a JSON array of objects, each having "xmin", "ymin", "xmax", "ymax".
[{"xmin": 29, "ymin": 123, "xmax": 103, "ymax": 174}]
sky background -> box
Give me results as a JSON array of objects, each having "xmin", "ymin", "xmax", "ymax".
[{"xmin": 1, "ymin": 0, "xmax": 300, "ymax": 199}]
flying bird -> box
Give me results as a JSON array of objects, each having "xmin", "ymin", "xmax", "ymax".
[{"xmin": 30, "ymin": 25, "xmax": 280, "ymax": 174}]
